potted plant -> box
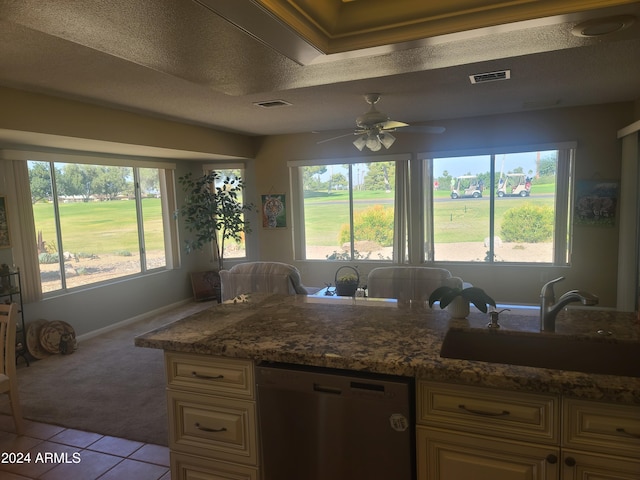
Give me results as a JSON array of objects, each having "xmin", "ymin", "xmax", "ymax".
[
  {"xmin": 428, "ymin": 278, "xmax": 496, "ymax": 318},
  {"xmin": 177, "ymin": 171, "xmax": 255, "ymax": 271},
  {"xmin": 334, "ymin": 266, "xmax": 360, "ymax": 296}
]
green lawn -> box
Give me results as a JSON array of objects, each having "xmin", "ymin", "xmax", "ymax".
[
  {"xmin": 33, "ymin": 198, "xmax": 164, "ymax": 255},
  {"xmin": 304, "ymin": 183, "xmax": 556, "ymax": 246},
  {"xmin": 33, "ymin": 184, "xmax": 556, "ymax": 256}
]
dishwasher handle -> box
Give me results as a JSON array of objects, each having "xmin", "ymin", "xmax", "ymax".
[
  {"xmin": 313, "ymin": 383, "xmax": 342, "ymax": 395},
  {"xmin": 312, "ymin": 380, "xmax": 387, "ymax": 395}
]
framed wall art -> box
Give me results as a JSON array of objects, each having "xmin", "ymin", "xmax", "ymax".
[
  {"xmin": 262, "ymin": 193, "xmax": 287, "ymax": 228},
  {"xmin": 0, "ymin": 196, "xmax": 10, "ymax": 248},
  {"xmin": 574, "ymin": 180, "xmax": 618, "ymax": 227}
]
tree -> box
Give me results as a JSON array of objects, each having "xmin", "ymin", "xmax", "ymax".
[
  {"xmin": 28, "ymin": 162, "xmax": 53, "ymax": 203},
  {"xmin": 58, "ymin": 164, "xmax": 100, "ymax": 201},
  {"xmin": 93, "ymin": 166, "xmax": 128, "ymax": 199},
  {"xmin": 330, "ymin": 173, "xmax": 347, "ymax": 190},
  {"xmin": 538, "ymin": 157, "xmax": 556, "ymax": 177},
  {"xmin": 138, "ymin": 169, "xmax": 160, "ymax": 196},
  {"xmin": 177, "ymin": 171, "xmax": 255, "ymax": 271},
  {"xmin": 364, "ymin": 162, "xmax": 394, "ymax": 191},
  {"xmin": 302, "ymin": 166, "xmax": 327, "ymax": 191}
]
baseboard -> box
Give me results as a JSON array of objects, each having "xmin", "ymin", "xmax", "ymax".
[{"xmin": 76, "ymin": 298, "xmax": 193, "ymax": 342}]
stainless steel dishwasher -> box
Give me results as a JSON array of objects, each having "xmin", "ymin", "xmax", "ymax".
[{"xmin": 256, "ymin": 363, "xmax": 415, "ymax": 480}]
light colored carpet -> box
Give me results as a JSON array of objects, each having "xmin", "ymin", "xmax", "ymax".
[{"xmin": 0, "ymin": 300, "xmax": 216, "ymax": 446}]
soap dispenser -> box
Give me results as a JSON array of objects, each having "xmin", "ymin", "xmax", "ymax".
[{"xmin": 487, "ymin": 309, "xmax": 510, "ymax": 329}]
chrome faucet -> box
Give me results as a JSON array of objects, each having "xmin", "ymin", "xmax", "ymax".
[{"xmin": 540, "ymin": 277, "xmax": 599, "ymax": 332}]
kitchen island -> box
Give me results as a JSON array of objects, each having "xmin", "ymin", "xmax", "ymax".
[{"xmin": 135, "ymin": 294, "xmax": 640, "ymax": 480}]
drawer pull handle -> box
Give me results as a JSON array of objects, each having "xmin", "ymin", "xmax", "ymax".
[
  {"xmin": 195, "ymin": 422, "xmax": 227, "ymax": 433},
  {"xmin": 191, "ymin": 371, "xmax": 224, "ymax": 381},
  {"xmin": 458, "ymin": 404, "xmax": 510, "ymax": 417},
  {"xmin": 616, "ymin": 427, "xmax": 640, "ymax": 439}
]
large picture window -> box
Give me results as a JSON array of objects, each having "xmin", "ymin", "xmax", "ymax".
[
  {"xmin": 291, "ymin": 156, "xmax": 406, "ymax": 261},
  {"xmin": 28, "ymin": 160, "xmax": 173, "ymax": 293},
  {"xmin": 291, "ymin": 143, "xmax": 573, "ymax": 266},
  {"xmin": 426, "ymin": 145, "xmax": 574, "ymax": 264}
]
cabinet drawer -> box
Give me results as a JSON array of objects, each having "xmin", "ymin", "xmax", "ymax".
[
  {"xmin": 168, "ymin": 390, "xmax": 257, "ymax": 465},
  {"xmin": 166, "ymin": 352, "xmax": 254, "ymax": 398},
  {"xmin": 417, "ymin": 381, "xmax": 559, "ymax": 444},
  {"xmin": 171, "ymin": 452, "xmax": 259, "ymax": 480},
  {"xmin": 563, "ymin": 398, "xmax": 640, "ymax": 457}
]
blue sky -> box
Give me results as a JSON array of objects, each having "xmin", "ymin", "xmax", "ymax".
[
  {"xmin": 310, "ymin": 150, "xmax": 556, "ymax": 185},
  {"xmin": 433, "ymin": 150, "xmax": 556, "ymax": 178}
]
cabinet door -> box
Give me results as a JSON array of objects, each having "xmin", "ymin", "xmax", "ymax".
[
  {"xmin": 561, "ymin": 450, "xmax": 640, "ymax": 480},
  {"xmin": 418, "ymin": 426, "xmax": 559, "ymax": 480}
]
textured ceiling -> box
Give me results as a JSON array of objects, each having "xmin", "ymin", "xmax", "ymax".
[{"xmin": 0, "ymin": 0, "xmax": 639, "ymax": 142}]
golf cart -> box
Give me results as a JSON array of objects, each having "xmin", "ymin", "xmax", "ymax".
[
  {"xmin": 497, "ymin": 173, "xmax": 531, "ymax": 197},
  {"xmin": 451, "ymin": 175, "xmax": 483, "ymax": 199}
]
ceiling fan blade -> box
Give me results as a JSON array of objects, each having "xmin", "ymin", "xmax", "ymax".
[
  {"xmin": 381, "ymin": 120, "xmax": 409, "ymax": 130},
  {"xmin": 316, "ymin": 132, "xmax": 357, "ymax": 144}
]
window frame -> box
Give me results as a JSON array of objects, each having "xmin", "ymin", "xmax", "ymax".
[
  {"xmin": 421, "ymin": 142, "xmax": 576, "ymax": 265},
  {"xmin": 21, "ymin": 151, "xmax": 178, "ymax": 296},
  {"xmin": 289, "ymin": 154, "xmax": 410, "ymax": 262},
  {"xmin": 290, "ymin": 142, "xmax": 575, "ymax": 267}
]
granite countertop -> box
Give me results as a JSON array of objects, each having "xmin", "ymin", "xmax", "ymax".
[{"xmin": 135, "ymin": 294, "xmax": 640, "ymax": 404}]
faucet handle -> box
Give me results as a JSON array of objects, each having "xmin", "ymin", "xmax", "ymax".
[{"xmin": 540, "ymin": 276, "xmax": 565, "ymax": 300}]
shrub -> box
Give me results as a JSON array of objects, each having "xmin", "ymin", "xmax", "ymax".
[
  {"xmin": 38, "ymin": 252, "xmax": 59, "ymax": 264},
  {"xmin": 338, "ymin": 205, "xmax": 394, "ymax": 247},
  {"xmin": 500, "ymin": 203, "xmax": 554, "ymax": 243}
]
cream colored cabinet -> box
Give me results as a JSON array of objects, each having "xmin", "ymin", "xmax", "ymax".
[
  {"xmin": 561, "ymin": 398, "xmax": 640, "ymax": 480},
  {"xmin": 417, "ymin": 381, "xmax": 560, "ymax": 480},
  {"xmin": 418, "ymin": 426, "xmax": 559, "ymax": 480},
  {"xmin": 165, "ymin": 352, "xmax": 259, "ymax": 480}
]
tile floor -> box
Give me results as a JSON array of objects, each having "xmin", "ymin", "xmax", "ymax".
[{"xmin": 0, "ymin": 415, "xmax": 170, "ymax": 480}]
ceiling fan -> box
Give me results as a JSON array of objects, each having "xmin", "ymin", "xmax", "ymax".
[{"xmin": 317, "ymin": 93, "xmax": 445, "ymax": 152}]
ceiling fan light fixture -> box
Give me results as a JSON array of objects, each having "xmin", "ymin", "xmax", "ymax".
[
  {"xmin": 379, "ymin": 132, "xmax": 396, "ymax": 149},
  {"xmin": 353, "ymin": 136, "xmax": 367, "ymax": 151},
  {"xmin": 365, "ymin": 134, "xmax": 382, "ymax": 151}
]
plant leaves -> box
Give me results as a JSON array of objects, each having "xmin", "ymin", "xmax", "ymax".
[
  {"xmin": 428, "ymin": 285, "xmax": 496, "ymax": 312},
  {"xmin": 461, "ymin": 287, "xmax": 496, "ymax": 313},
  {"xmin": 428, "ymin": 286, "xmax": 454, "ymax": 307}
]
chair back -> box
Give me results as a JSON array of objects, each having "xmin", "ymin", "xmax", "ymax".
[
  {"xmin": 367, "ymin": 266, "xmax": 452, "ymax": 301},
  {"xmin": 219, "ymin": 262, "xmax": 308, "ymax": 302},
  {"xmin": 0, "ymin": 303, "xmax": 17, "ymax": 378}
]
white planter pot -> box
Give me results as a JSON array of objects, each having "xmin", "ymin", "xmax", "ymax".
[{"xmin": 446, "ymin": 297, "xmax": 470, "ymax": 319}]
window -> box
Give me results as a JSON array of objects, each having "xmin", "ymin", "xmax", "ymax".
[
  {"xmin": 291, "ymin": 144, "xmax": 573, "ymax": 266},
  {"xmin": 290, "ymin": 156, "xmax": 407, "ymax": 261},
  {"xmin": 29, "ymin": 160, "xmax": 173, "ymax": 293},
  {"xmin": 426, "ymin": 145, "xmax": 574, "ymax": 264}
]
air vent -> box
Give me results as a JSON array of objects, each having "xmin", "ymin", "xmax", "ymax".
[
  {"xmin": 469, "ymin": 70, "xmax": 511, "ymax": 84},
  {"xmin": 253, "ymin": 99, "xmax": 292, "ymax": 108}
]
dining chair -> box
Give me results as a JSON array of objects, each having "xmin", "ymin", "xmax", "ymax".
[
  {"xmin": 219, "ymin": 261, "xmax": 316, "ymax": 302},
  {"xmin": 0, "ymin": 303, "xmax": 24, "ymax": 435},
  {"xmin": 367, "ymin": 266, "xmax": 454, "ymax": 302}
]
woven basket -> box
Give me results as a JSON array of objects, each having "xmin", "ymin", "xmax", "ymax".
[{"xmin": 334, "ymin": 266, "xmax": 360, "ymax": 297}]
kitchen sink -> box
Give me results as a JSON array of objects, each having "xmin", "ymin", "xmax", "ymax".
[{"xmin": 440, "ymin": 327, "xmax": 640, "ymax": 377}]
